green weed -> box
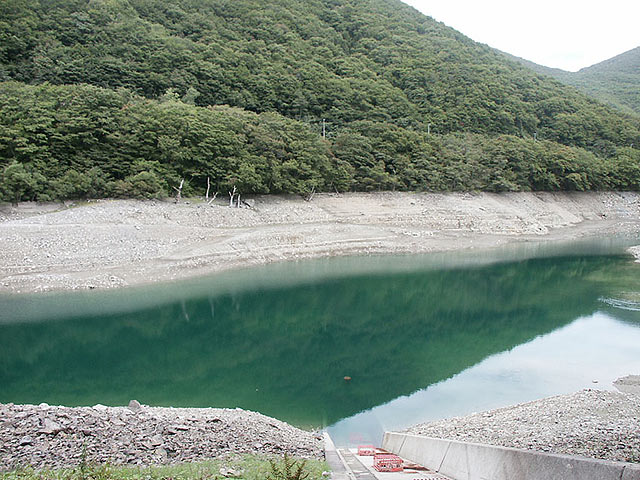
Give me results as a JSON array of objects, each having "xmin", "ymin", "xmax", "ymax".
[{"xmin": 1, "ymin": 455, "xmax": 327, "ymax": 480}]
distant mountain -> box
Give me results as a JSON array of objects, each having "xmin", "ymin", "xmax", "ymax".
[
  {"xmin": 505, "ymin": 47, "xmax": 640, "ymax": 117},
  {"xmin": 580, "ymin": 47, "xmax": 640, "ymax": 75},
  {"xmin": 1, "ymin": 0, "xmax": 639, "ymax": 201}
]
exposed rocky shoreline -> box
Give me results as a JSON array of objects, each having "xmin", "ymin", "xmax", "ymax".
[
  {"xmin": 0, "ymin": 402, "xmax": 323, "ymax": 471},
  {"xmin": 3, "ymin": 387, "xmax": 640, "ymax": 471},
  {"xmin": 404, "ymin": 389, "xmax": 640, "ymax": 464},
  {"xmin": 1, "ymin": 191, "xmax": 639, "ymax": 294}
]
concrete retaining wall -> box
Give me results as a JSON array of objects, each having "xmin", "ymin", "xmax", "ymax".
[{"xmin": 382, "ymin": 432, "xmax": 640, "ymax": 480}]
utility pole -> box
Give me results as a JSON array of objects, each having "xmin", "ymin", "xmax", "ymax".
[
  {"xmin": 322, "ymin": 118, "xmax": 326, "ymax": 139},
  {"xmin": 427, "ymin": 123, "xmax": 431, "ymax": 135}
]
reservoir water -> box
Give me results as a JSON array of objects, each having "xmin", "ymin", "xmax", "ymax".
[{"xmin": 1, "ymin": 237, "xmax": 639, "ymax": 446}]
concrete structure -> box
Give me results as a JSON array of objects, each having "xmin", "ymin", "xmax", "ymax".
[
  {"xmin": 353, "ymin": 449, "xmax": 451, "ymax": 480},
  {"xmin": 383, "ymin": 432, "xmax": 640, "ymax": 480},
  {"xmin": 324, "ymin": 432, "xmax": 351, "ymax": 480},
  {"xmin": 324, "ymin": 432, "xmax": 452, "ymax": 480}
]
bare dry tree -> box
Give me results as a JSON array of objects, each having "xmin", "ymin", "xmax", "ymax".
[
  {"xmin": 173, "ymin": 178, "xmax": 184, "ymax": 203},
  {"xmin": 228, "ymin": 185, "xmax": 237, "ymax": 207},
  {"xmin": 207, "ymin": 191, "xmax": 218, "ymax": 205}
]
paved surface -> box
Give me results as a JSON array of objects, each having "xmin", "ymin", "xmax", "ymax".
[
  {"xmin": 324, "ymin": 433, "xmax": 451, "ymax": 480},
  {"xmin": 349, "ymin": 449, "xmax": 451, "ymax": 480},
  {"xmin": 338, "ymin": 449, "xmax": 378, "ymax": 480},
  {"xmin": 323, "ymin": 433, "xmax": 350, "ymax": 480}
]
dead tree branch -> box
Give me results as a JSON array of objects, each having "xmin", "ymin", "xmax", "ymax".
[
  {"xmin": 207, "ymin": 191, "xmax": 219, "ymax": 205},
  {"xmin": 304, "ymin": 186, "xmax": 316, "ymax": 202},
  {"xmin": 172, "ymin": 178, "xmax": 184, "ymax": 203},
  {"xmin": 228, "ymin": 186, "xmax": 237, "ymax": 207}
]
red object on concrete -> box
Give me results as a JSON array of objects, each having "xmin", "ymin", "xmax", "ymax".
[
  {"xmin": 358, "ymin": 445, "xmax": 376, "ymax": 456},
  {"xmin": 373, "ymin": 453, "xmax": 403, "ymax": 472}
]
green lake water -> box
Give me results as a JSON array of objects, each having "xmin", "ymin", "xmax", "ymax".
[{"xmin": 1, "ymin": 237, "xmax": 640, "ymax": 446}]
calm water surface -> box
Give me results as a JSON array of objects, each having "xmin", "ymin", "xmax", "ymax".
[{"xmin": 1, "ymin": 238, "xmax": 639, "ymax": 446}]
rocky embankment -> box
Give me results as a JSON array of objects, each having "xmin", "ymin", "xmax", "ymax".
[
  {"xmin": 0, "ymin": 402, "xmax": 323, "ymax": 471},
  {"xmin": 1, "ymin": 191, "xmax": 639, "ymax": 294},
  {"xmin": 629, "ymin": 246, "xmax": 640, "ymax": 263},
  {"xmin": 404, "ymin": 389, "xmax": 640, "ymax": 463}
]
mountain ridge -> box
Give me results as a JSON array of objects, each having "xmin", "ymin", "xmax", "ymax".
[
  {"xmin": 503, "ymin": 46, "xmax": 640, "ymax": 117},
  {"xmin": 1, "ymin": 0, "xmax": 639, "ymax": 200}
]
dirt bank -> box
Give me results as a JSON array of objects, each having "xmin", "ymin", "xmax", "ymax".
[
  {"xmin": 0, "ymin": 402, "xmax": 322, "ymax": 471},
  {"xmin": 1, "ymin": 192, "xmax": 639, "ymax": 294}
]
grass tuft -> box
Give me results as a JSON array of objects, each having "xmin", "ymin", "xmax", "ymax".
[{"xmin": 1, "ymin": 455, "xmax": 327, "ymax": 480}]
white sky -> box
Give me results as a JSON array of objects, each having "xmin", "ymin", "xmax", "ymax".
[{"xmin": 402, "ymin": 0, "xmax": 640, "ymax": 72}]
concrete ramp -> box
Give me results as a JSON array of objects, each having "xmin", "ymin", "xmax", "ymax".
[
  {"xmin": 324, "ymin": 432, "xmax": 452, "ymax": 480},
  {"xmin": 383, "ymin": 432, "xmax": 640, "ymax": 480}
]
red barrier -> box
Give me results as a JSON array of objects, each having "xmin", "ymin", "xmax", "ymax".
[
  {"xmin": 373, "ymin": 453, "xmax": 403, "ymax": 472},
  {"xmin": 358, "ymin": 445, "xmax": 376, "ymax": 456}
]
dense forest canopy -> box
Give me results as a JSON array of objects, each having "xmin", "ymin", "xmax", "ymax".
[
  {"xmin": 505, "ymin": 47, "xmax": 640, "ymax": 117},
  {"xmin": 1, "ymin": 0, "xmax": 639, "ymax": 201}
]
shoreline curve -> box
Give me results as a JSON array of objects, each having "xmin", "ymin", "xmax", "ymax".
[{"xmin": 1, "ymin": 191, "xmax": 639, "ymax": 295}]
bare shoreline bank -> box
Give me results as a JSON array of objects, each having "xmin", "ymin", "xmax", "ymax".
[
  {"xmin": 3, "ymin": 384, "xmax": 638, "ymax": 471},
  {"xmin": 403, "ymin": 387, "xmax": 640, "ymax": 464},
  {"xmin": 0, "ymin": 402, "xmax": 323, "ymax": 471},
  {"xmin": 1, "ymin": 191, "xmax": 639, "ymax": 294}
]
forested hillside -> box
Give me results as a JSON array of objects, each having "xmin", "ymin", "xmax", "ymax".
[
  {"xmin": 1, "ymin": 0, "xmax": 639, "ymax": 201},
  {"xmin": 506, "ymin": 47, "xmax": 640, "ymax": 117}
]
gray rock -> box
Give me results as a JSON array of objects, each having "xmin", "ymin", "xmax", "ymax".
[
  {"xmin": 0, "ymin": 403, "xmax": 323, "ymax": 470},
  {"xmin": 39, "ymin": 418, "xmax": 64, "ymax": 435},
  {"xmin": 128, "ymin": 400, "xmax": 142, "ymax": 412},
  {"xmin": 150, "ymin": 434, "xmax": 163, "ymax": 447},
  {"xmin": 153, "ymin": 447, "xmax": 168, "ymax": 462},
  {"xmin": 613, "ymin": 375, "xmax": 640, "ymax": 395},
  {"xmin": 219, "ymin": 467, "xmax": 244, "ymax": 478},
  {"xmin": 166, "ymin": 424, "xmax": 189, "ymax": 434},
  {"xmin": 2, "ymin": 418, "xmax": 18, "ymax": 428}
]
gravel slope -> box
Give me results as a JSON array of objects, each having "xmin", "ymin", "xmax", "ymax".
[
  {"xmin": 404, "ymin": 389, "xmax": 640, "ymax": 463},
  {"xmin": 0, "ymin": 402, "xmax": 323, "ymax": 471},
  {"xmin": 1, "ymin": 192, "xmax": 639, "ymax": 294}
]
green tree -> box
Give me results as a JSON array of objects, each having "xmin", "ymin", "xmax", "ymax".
[{"xmin": 1, "ymin": 162, "xmax": 40, "ymax": 203}]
